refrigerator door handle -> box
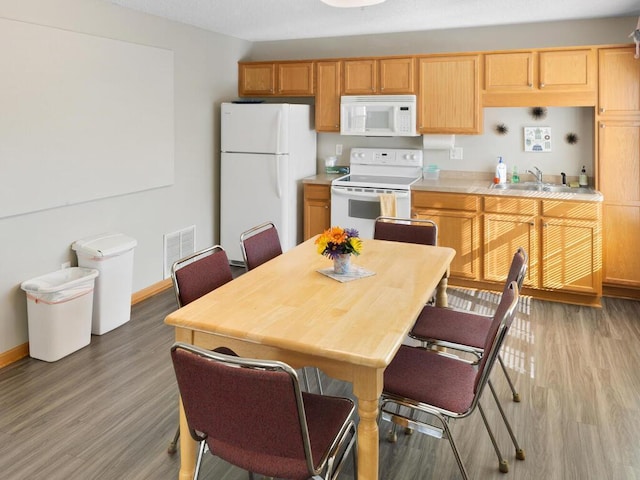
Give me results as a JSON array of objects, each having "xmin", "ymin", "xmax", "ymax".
[
  {"xmin": 275, "ymin": 156, "xmax": 282, "ymax": 199},
  {"xmin": 276, "ymin": 109, "xmax": 282, "ymax": 153}
]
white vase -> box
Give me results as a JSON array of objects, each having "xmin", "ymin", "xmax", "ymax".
[{"xmin": 333, "ymin": 254, "xmax": 351, "ymax": 274}]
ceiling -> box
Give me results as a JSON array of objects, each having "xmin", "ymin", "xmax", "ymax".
[{"xmin": 106, "ymin": 0, "xmax": 640, "ymax": 42}]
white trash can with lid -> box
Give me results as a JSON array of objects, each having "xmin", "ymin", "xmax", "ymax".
[
  {"xmin": 21, "ymin": 267, "xmax": 99, "ymax": 362},
  {"xmin": 72, "ymin": 233, "xmax": 137, "ymax": 335}
]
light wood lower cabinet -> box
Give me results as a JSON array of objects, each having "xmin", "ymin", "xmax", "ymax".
[
  {"xmin": 303, "ymin": 184, "xmax": 331, "ymax": 240},
  {"xmin": 411, "ymin": 191, "xmax": 602, "ymax": 305},
  {"xmin": 412, "ymin": 192, "xmax": 480, "ymax": 280}
]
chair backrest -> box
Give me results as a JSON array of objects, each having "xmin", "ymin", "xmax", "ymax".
[
  {"xmin": 474, "ymin": 281, "xmax": 519, "ymax": 395},
  {"xmin": 171, "ymin": 245, "xmax": 233, "ymax": 307},
  {"xmin": 502, "ymin": 247, "xmax": 528, "ymax": 295},
  {"xmin": 170, "ymin": 343, "xmax": 317, "ymax": 479},
  {"xmin": 373, "ymin": 216, "xmax": 438, "ymax": 246},
  {"xmin": 240, "ymin": 221, "xmax": 283, "ymax": 271}
]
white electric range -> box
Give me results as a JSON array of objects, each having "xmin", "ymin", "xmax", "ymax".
[{"xmin": 331, "ymin": 147, "xmax": 423, "ymax": 239}]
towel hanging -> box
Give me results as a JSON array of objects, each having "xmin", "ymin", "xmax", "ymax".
[{"xmin": 379, "ymin": 193, "xmax": 397, "ymax": 217}]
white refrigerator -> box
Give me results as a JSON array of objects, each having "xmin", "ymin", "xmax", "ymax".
[{"xmin": 220, "ymin": 102, "xmax": 317, "ymax": 265}]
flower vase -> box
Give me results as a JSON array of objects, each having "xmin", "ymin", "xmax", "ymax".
[{"xmin": 333, "ymin": 254, "xmax": 351, "ymax": 274}]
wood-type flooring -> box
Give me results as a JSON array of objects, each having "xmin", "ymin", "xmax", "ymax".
[{"xmin": 1, "ymin": 279, "xmax": 639, "ymax": 479}]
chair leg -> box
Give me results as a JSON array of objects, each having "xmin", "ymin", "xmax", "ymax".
[
  {"xmin": 477, "ymin": 402, "xmax": 509, "ymax": 473},
  {"xmin": 313, "ymin": 367, "xmax": 324, "ymax": 394},
  {"xmin": 498, "ymin": 353, "xmax": 521, "ymax": 402},
  {"xmin": 302, "ymin": 368, "xmax": 311, "ymax": 391},
  {"xmin": 167, "ymin": 425, "xmax": 180, "ymax": 455},
  {"xmin": 194, "ymin": 440, "xmax": 206, "ymax": 480},
  {"xmin": 437, "ymin": 413, "xmax": 470, "ymax": 480},
  {"xmin": 488, "ymin": 380, "xmax": 526, "ymax": 460}
]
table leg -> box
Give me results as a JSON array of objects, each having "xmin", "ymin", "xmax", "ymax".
[
  {"xmin": 435, "ymin": 271, "xmax": 449, "ymax": 308},
  {"xmin": 352, "ymin": 368, "xmax": 383, "ymax": 480},
  {"xmin": 178, "ymin": 397, "xmax": 196, "ymax": 480}
]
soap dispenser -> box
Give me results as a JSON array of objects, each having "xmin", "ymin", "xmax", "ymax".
[
  {"xmin": 496, "ymin": 157, "xmax": 507, "ymax": 184},
  {"xmin": 579, "ymin": 166, "xmax": 588, "ymax": 187}
]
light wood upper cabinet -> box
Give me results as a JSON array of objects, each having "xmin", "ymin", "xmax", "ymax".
[
  {"xmin": 418, "ymin": 55, "xmax": 482, "ymax": 134},
  {"xmin": 485, "ymin": 52, "xmax": 534, "ymax": 91},
  {"xmin": 315, "ymin": 61, "xmax": 341, "ymax": 132},
  {"xmin": 239, "ymin": 62, "xmax": 276, "ymax": 95},
  {"xmin": 598, "ymin": 47, "xmax": 640, "ymax": 116},
  {"xmin": 239, "ymin": 61, "xmax": 314, "ymax": 96},
  {"xmin": 343, "ymin": 57, "xmax": 415, "ymax": 94},
  {"xmin": 483, "ymin": 48, "xmax": 596, "ymax": 106}
]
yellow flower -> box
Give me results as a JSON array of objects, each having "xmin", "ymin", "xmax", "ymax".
[{"xmin": 315, "ymin": 226, "xmax": 362, "ymax": 259}]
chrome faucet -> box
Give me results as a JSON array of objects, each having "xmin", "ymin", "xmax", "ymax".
[{"xmin": 527, "ymin": 166, "xmax": 543, "ymax": 184}]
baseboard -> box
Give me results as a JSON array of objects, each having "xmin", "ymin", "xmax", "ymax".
[
  {"xmin": 131, "ymin": 278, "xmax": 172, "ymax": 305},
  {"xmin": 0, "ymin": 343, "xmax": 29, "ymax": 369},
  {"xmin": 1, "ymin": 279, "xmax": 174, "ymax": 370}
]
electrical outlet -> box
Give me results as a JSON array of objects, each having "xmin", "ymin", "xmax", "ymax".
[
  {"xmin": 336, "ymin": 144, "xmax": 343, "ymax": 156},
  {"xmin": 450, "ymin": 147, "xmax": 463, "ymax": 160},
  {"xmin": 61, "ymin": 261, "xmax": 71, "ymax": 270}
]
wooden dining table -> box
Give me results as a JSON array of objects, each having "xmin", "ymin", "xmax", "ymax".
[{"xmin": 165, "ymin": 236, "xmax": 455, "ymax": 480}]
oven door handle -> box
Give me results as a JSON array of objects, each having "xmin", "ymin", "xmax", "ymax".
[{"xmin": 331, "ymin": 187, "xmax": 410, "ymax": 199}]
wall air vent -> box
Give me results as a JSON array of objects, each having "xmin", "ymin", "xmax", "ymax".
[{"xmin": 163, "ymin": 226, "xmax": 196, "ymax": 279}]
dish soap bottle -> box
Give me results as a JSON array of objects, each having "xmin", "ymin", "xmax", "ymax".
[
  {"xmin": 511, "ymin": 165, "xmax": 520, "ymax": 184},
  {"xmin": 579, "ymin": 165, "xmax": 588, "ymax": 187},
  {"xmin": 495, "ymin": 157, "xmax": 507, "ymax": 184}
]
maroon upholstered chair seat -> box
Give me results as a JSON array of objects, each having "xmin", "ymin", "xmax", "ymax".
[{"xmin": 373, "ymin": 216, "xmax": 437, "ymax": 246}]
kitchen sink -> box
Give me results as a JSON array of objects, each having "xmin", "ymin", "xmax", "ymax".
[{"xmin": 490, "ymin": 182, "xmax": 595, "ymax": 194}]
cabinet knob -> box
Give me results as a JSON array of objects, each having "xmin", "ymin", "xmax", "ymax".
[
  {"xmin": 528, "ymin": 83, "xmax": 533, "ymax": 87},
  {"xmin": 599, "ymin": 108, "xmax": 605, "ymax": 114},
  {"xmin": 540, "ymin": 83, "xmax": 545, "ymax": 88},
  {"xmin": 600, "ymin": 123, "xmax": 605, "ymax": 128}
]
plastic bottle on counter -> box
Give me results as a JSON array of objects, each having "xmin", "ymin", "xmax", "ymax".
[
  {"xmin": 579, "ymin": 165, "xmax": 588, "ymax": 187},
  {"xmin": 495, "ymin": 157, "xmax": 507, "ymax": 184},
  {"xmin": 511, "ymin": 165, "xmax": 520, "ymax": 184}
]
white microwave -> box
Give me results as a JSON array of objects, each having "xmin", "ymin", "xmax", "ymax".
[{"xmin": 340, "ymin": 95, "xmax": 419, "ymax": 137}]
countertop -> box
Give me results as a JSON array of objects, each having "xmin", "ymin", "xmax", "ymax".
[{"xmin": 304, "ymin": 172, "xmax": 604, "ymax": 202}]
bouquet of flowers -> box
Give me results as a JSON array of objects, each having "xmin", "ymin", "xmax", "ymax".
[{"xmin": 315, "ymin": 226, "xmax": 363, "ymax": 259}]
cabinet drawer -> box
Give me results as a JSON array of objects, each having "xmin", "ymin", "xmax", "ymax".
[
  {"xmin": 412, "ymin": 192, "xmax": 479, "ymax": 211},
  {"xmin": 304, "ymin": 184, "xmax": 331, "ymax": 201},
  {"xmin": 484, "ymin": 196, "xmax": 538, "ymax": 216},
  {"xmin": 542, "ymin": 200, "xmax": 599, "ymax": 220}
]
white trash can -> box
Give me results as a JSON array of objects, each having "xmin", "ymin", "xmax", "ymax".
[
  {"xmin": 72, "ymin": 233, "xmax": 137, "ymax": 335},
  {"xmin": 21, "ymin": 267, "xmax": 99, "ymax": 362}
]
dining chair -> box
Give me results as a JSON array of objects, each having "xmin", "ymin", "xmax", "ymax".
[
  {"xmin": 373, "ymin": 216, "xmax": 438, "ymax": 246},
  {"xmin": 167, "ymin": 245, "xmax": 234, "ymax": 455},
  {"xmin": 240, "ymin": 221, "xmax": 283, "ymax": 271},
  {"xmin": 409, "ymin": 247, "xmax": 528, "ymax": 403},
  {"xmin": 380, "ymin": 281, "xmax": 520, "ymax": 479},
  {"xmin": 240, "ymin": 220, "xmax": 324, "ymax": 394},
  {"xmin": 171, "ymin": 342, "xmax": 358, "ymax": 480}
]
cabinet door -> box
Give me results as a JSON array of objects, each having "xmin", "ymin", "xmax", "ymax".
[
  {"xmin": 379, "ymin": 57, "xmax": 415, "ymax": 94},
  {"xmin": 315, "ymin": 61, "xmax": 341, "ymax": 132},
  {"xmin": 541, "ymin": 218, "xmax": 601, "ymax": 294},
  {"xmin": 343, "ymin": 59, "xmax": 377, "ymax": 94},
  {"xmin": 277, "ymin": 62, "xmax": 314, "ymax": 96},
  {"xmin": 484, "ymin": 213, "xmax": 538, "ymax": 288},
  {"xmin": 598, "ymin": 47, "xmax": 640, "ymax": 116},
  {"xmin": 414, "ymin": 209, "xmax": 479, "ymax": 280},
  {"xmin": 602, "ymin": 204, "xmax": 640, "ymax": 286},
  {"xmin": 538, "ymin": 49, "xmax": 595, "ymax": 91},
  {"xmin": 598, "ymin": 120, "xmax": 640, "ymax": 287},
  {"xmin": 418, "ymin": 55, "xmax": 481, "ymax": 134},
  {"xmin": 239, "ymin": 63, "xmax": 275, "ymax": 95},
  {"xmin": 484, "ymin": 52, "xmax": 534, "ymax": 91},
  {"xmin": 304, "ymin": 184, "xmax": 331, "ymax": 240}
]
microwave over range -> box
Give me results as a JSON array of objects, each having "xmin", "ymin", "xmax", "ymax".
[{"xmin": 340, "ymin": 95, "xmax": 419, "ymax": 137}]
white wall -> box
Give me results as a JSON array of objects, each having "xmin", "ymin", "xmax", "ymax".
[{"xmin": 0, "ymin": 0, "xmax": 251, "ymax": 355}]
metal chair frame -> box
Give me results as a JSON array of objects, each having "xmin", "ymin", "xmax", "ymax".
[
  {"xmin": 167, "ymin": 245, "xmax": 234, "ymax": 455},
  {"xmin": 373, "ymin": 216, "xmax": 438, "ymax": 246},
  {"xmin": 380, "ymin": 282, "xmax": 520, "ymax": 479},
  {"xmin": 171, "ymin": 342, "xmax": 357, "ymax": 480}
]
